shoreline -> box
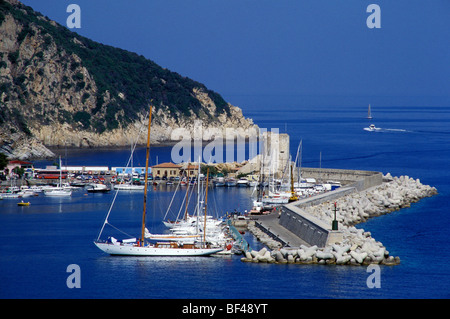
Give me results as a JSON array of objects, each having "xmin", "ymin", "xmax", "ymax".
[{"xmin": 43, "ymin": 138, "xmax": 257, "ymax": 157}]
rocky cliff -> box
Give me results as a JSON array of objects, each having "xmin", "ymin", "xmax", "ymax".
[{"xmin": 0, "ymin": 0, "xmax": 257, "ymax": 160}]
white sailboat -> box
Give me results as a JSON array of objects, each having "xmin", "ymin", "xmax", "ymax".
[
  {"xmin": 113, "ymin": 144, "xmax": 145, "ymax": 190},
  {"xmin": 87, "ymin": 183, "xmax": 111, "ymax": 193},
  {"xmin": 44, "ymin": 156, "xmax": 72, "ymax": 197},
  {"xmin": 94, "ymin": 106, "xmax": 223, "ymax": 256},
  {"xmin": 144, "ymin": 228, "xmax": 201, "ymax": 243},
  {"xmin": 113, "ymin": 183, "xmax": 144, "ymax": 190},
  {"xmin": 158, "ymin": 165, "xmax": 229, "ymax": 248},
  {"xmin": 262, "ymin": 191, "xmax": 290, "ymax": 204},
  {"xmin": 367, "ymin": 104, "xmax": 373, "ymax": 119}
]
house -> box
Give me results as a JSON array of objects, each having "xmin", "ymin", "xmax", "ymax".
[
  {"xmin": 7, "ymin": 160, "xmax": 33, "ymax": 170},
  {"xmin": 181, "ymin": 162, "xmax": 206, "ymax": 178},
  {"xmin": 151, "ymin": 162, "xmax": 182, "ymax": 178},
  {"xmin": 182, "ymin": 163, "xmax": 199, "ymax": 178},
  {"xmin": 5, "ymin": 160, "xmax": 34, "ymax": 178}
]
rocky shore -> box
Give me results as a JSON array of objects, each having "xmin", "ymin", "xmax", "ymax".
[
  {"xmin": 242, "ymin": 174, "xmax": 437, "ymax": 266},
  {"xmin": 0, "ymin": 0, "xmax": 257, "ymax": 161}
]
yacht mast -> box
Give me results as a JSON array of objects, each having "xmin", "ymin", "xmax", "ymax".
[
  {"xmin": 141, "ymin": 105, "xmax": 153, "ymax": 245},
  {"xmin": 203, "ymin": 167, "xmax": 210, "ymax": 245}
]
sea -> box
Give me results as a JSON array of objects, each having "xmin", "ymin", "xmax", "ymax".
[{"xmin": 1, "ymin": 96, "xmax": 449, "ymax": 300}]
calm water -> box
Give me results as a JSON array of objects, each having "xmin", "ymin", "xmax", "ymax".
[{"xmin": 1, "ymin": 99, "xmax": 449, "ymax": 299}]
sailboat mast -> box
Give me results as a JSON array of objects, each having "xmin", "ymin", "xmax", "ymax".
[
  {"xmin": 203, "ymin": 167, "xmax": 210, "ymax": 245},
  {"xmin": 141, "ymin": 105, "xmax": 153, "ymax": 245},
  {"xmin": 59, "ymin": 156, "xmax": 62, "ymax": 187},
  {"xmin": 184, "ymin": 170, "xmax": 190, "ymax": 221},
  {"xmin": 196, "ymin": 159, "xmax": 201, "ymax": 234}
]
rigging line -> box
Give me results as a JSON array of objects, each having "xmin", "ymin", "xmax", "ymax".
[
  {"xmin": 96, "ymin": 188, "xmax": 120, "ymax": 240},
  {"xmin": 178, "ymin": 179, "xmax": 195, "ymax": 221},
  {"xmin": 163, "ymin": 176, "xmax": 182, "ymax": 221},
  {"xmin": 174, "ymin": 179, "xmax": 194, "ymax": 221},
  {"xmin": 124, "ymin": 110, "xmax": 150, "ymax": 172},
  {"xmin": 174, "ymin": 188, "xmax": 187, "ymax": 221},
  {"xmin": 184, "ymin": 181, "xmax": 196, "ymax": 218},
  {"xmin": 96, "ymin": 110, "xmax": 149, "ymax": 240},
  {"xmin": 105, "ymin": 222, "xmax": 135, "ymax": 239}
]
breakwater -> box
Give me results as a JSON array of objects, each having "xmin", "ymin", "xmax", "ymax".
[{"xmin": 242, "ymin": 173, "xmax": 437, "ymax": 266}]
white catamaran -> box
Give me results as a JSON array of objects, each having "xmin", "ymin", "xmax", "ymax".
[{"xmin": 94, "ymin": 105, "xmax": 223, "ymax": 256}]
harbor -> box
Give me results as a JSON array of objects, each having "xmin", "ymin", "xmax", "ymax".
[
  {"xmin": 238, "ymin": 171, "xmax": 437, "ymax": 265},
  {"xmin": 1, "ymin": 152, "xmax": 438, "ymax": 264},
  {"xmin": 1, "ymin": 103, "xmax": 448, "ymax": 298}
]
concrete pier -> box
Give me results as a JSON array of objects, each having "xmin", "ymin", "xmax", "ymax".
[
  {"xmin": 253, "ymin": 168, "xmax": 383, "ymax": 249},
  {"xmin": 243, "ymin": 168, "xmax": 437, "ymax": 265},
  {"xmin": 253, "ymin": 213, "xmax": 309, "ymax": 248}
]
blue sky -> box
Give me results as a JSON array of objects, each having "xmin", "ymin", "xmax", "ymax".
[{"xmin": 19, "ymin": 0, "xmax": 449, "ymax": 106}]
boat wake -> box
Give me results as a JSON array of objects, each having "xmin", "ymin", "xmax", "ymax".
[
  {"xmin": 382, "ymin": 128, "xmax": 410, "ymax": 132},
  {"xmin": 365, "ymin": 127, "xmax": 450, "ymax": 135}
]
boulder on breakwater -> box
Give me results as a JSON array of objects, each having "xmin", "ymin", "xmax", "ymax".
[
  {"xmin": 242, "ymin": 174, "xmax": 436, "ymax": 266},
  {"xmin": 302, "ymin": 174, "xmax": 437, "ymax": 227},
  {"xmin": 241, "ymin": 235, "xmax": 400, "ymax": 266},
  {"xmin": 246, "ymin": 223, "xmax": 283, "ymax": 250}
]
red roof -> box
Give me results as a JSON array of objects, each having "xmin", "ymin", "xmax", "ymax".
[
  {"xmin": 151, "ymin": 162, "xmax": 182, "ymax": 169},
  {"xmin": 9, "ymin": 160, "xmax": 32, "ymax": 165}
]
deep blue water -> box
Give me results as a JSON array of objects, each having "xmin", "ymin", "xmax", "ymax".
[{"xmin": 1, "ymin": 99, "xmax": 449, "ymax": 299}]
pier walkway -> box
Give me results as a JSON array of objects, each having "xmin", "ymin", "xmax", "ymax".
[
  {"xmin": 252, "ymin": 212, "xmax": 309, "ymax": 248},
  {"xmin": 247, "ymin": 169, "xmax": 383, "ymax": 248}
]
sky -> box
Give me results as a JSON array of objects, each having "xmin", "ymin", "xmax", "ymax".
[{"xmin": 19, "ymin": 0, "xmax": 449, "ymax": 107}]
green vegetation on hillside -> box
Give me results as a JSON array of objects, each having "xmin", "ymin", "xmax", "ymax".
[{"xmin": 0, "ymin": 0, "xmax": 231, "ymax": 132}]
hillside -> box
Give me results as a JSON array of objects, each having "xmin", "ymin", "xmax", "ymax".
[{"xmin": 0, "ymin": 0, "xmax": 257, "ymax": 159}]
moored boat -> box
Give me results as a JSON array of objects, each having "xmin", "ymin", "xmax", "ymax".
[
  {"xmin": 113, "ymin": 183, "xmax": 144, "ymax": 190},
  {"xmin": 236, "ymin": 178, "xmax": 249, "ymax": 187},
  {"xmin": 44, "ymin": 156, "xmax": 72, "ymax": 197},
  {"xmin": 87, "ymin": 183, "xmax": 111, "ymax": 193},
  {"xmin": 94, "ymin": 105, "xmax": 223, "ymax": 257},
  {"xmin": 17, "ymin": 200, "xmax": 30, "ymax": 206},
  {"xmin": 94, "ymin": 240, "xmax": 222, "ymax": 256},
  {"xmin": 225, "ymin": 178, "xmax": 237, "ymax": 187}
]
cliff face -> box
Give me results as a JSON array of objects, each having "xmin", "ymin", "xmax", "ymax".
[{"xmin": 0, "ymin": 0, "xmax": 257, "ymax": 159}]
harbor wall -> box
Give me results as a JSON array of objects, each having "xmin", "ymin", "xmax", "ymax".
[
  {"xmin": 279, "ymin": 204, "xmax": 330, "ymax": 247},
  {"xmin": 279, "ymin": 169, "xmax": 383, "ymax": 247},
  {"xmin": 299, "ymin": 167, "xmax": 383, "ymax": 191},
  {"xmin": 244, "ymin": 173, "xmax": 436, "ymax": 265}
]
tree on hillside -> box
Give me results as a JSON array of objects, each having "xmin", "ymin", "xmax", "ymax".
[{"xmin": 0, "ymin": 153, "xmax": 8, "ymax": 170}]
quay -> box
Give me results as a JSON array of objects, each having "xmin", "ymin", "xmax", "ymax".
[
  {"xmin": 253, "ymin": 213, "xmax": 309, "ymax": 248},
  {"xmin": 239, "ymin": 167, "xmax": 437, "ymax": 266},
  {"xmin": 251, "ymin": 168, "xmax": 383, "ymax": 249}
]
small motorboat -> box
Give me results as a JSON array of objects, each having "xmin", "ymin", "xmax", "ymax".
[
  {"xmin": 364, "ymin": 124, "xmax": 381, "ymax": 132},
  {"xmin": 17, "ymin": 201, "xmax": 30, "ymax": 206},
  {"xmin": 87, "ymin": 183, "xmax": 111, "ymax": 193},
  {"xmin": 236, "ymin": 178, "xmax": 249, "ymax": 187}
]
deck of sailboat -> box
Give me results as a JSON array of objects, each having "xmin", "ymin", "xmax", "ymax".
[{"xmin": 94, "ymin": 241, "xmax": 223, "ymax": 256}]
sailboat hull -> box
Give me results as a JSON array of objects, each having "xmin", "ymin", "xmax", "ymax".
[
  {"xmin": 94, "ymin": 242, "xmax": 223, "ymax": 256},
  {"xmin": 44, "ymin": 190, "xmax": 72, "ymax": 196},
  {"xmin": 113, "ymin": 184, "xmax": 145, "ymax": 190}
]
